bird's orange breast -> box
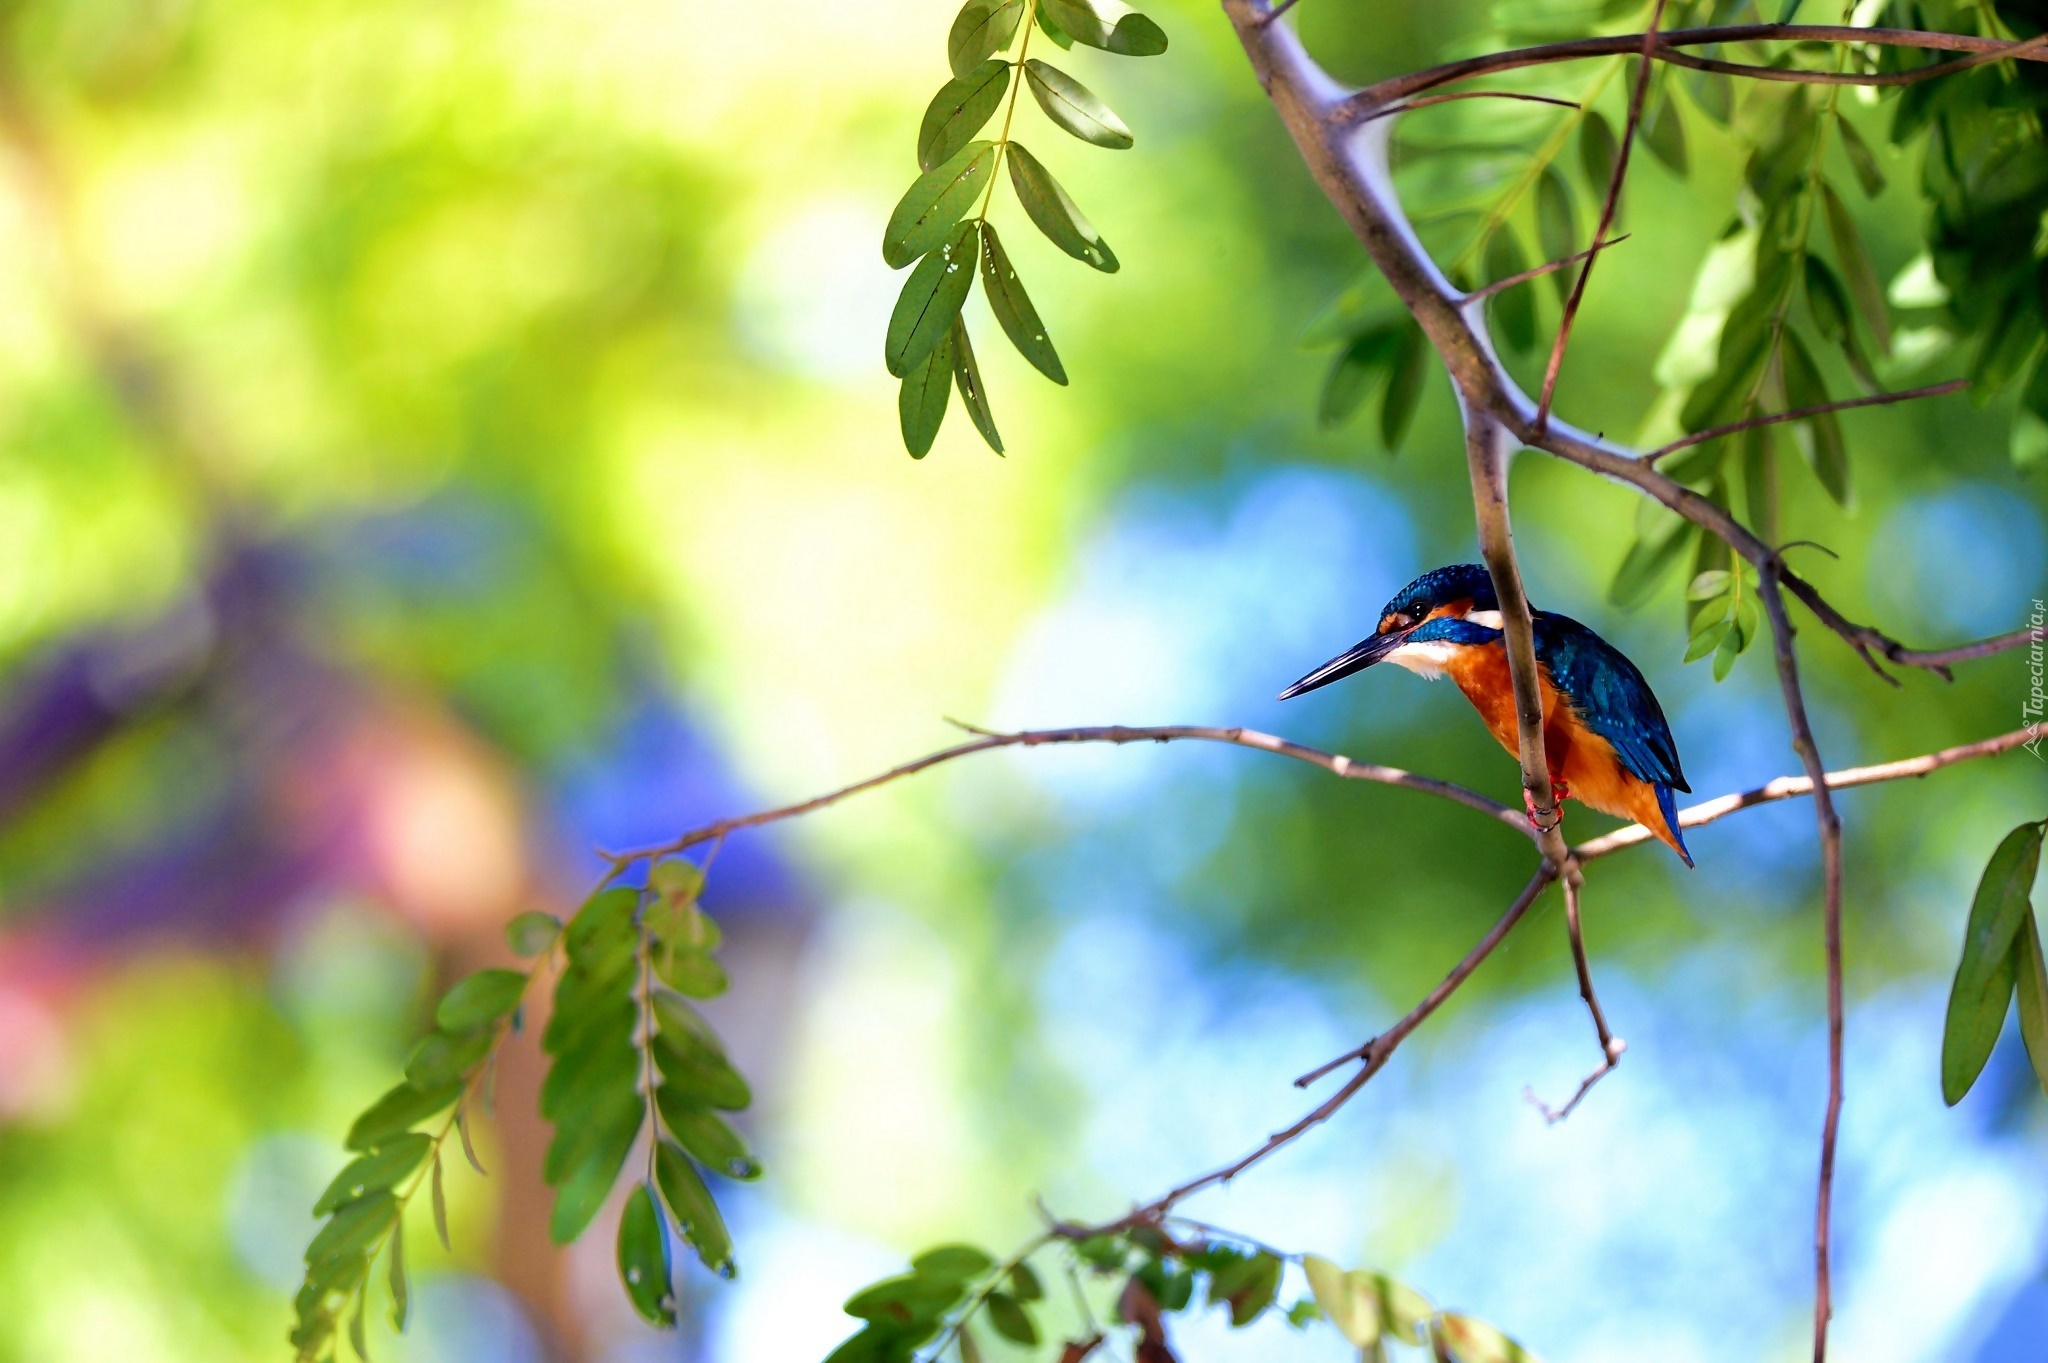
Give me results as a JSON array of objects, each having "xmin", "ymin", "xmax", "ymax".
[{"xmin": 1442, "ymin": 641, "xmax": 1682, "ymax": 848}]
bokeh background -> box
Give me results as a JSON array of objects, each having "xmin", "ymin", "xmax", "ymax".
[{"xmin": 0, "ymin": 0, "xmax": 2043, "ymax": 1360}]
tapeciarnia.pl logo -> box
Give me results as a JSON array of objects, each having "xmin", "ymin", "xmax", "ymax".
[{"xmin": 2026, "ymin": 598, "xmax": 2045, "ymax": 759}]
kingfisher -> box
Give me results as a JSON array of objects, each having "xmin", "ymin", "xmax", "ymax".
[{"xmin": 1280, "ymin": 563, "xmax": 1693, "ymax": 865}]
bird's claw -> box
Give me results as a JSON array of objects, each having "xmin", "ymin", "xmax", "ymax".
[{"xmin": 1524, "ymin": 784, "xmax": 1568, "ymax": 834}]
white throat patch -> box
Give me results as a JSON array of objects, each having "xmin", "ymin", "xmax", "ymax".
[
  {"xmin": 1464, "ymin": 610, "xmax": 1504, "ymax": 630},
  {"xmin": 1384, "ymin": 640, "xmax": 1459, "ymax": 679}
]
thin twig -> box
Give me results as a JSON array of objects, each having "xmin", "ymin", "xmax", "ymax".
[
  {"xmin": 1657, "ymin": 28, "xmax": 2048, "ymax": 87},
  {"xmin": 1534, "ymin": 0, "xmax": 1666, "ymax": 434},
  {"xmin": 1347, "ymin": 24, "xmax": 2048, "ymax": 114},
  {"xmin": 1361, "ymin": 89, "xmax": 1581, "ymax": 123},
  {"xmin": 1642, "ymin": 380, "xmax": 1969, "ymax": 464},
  {"xmin": 1572, "ymin": 727, "xmax": 2039, "ymax": 859},
  {"xmin": 601, "ymin": 724, "xmax": 1529, "ymax": 868},
  {"xmin": 1463, "ymin": 235, "xmax": 1628, "ymax": 303},
  {"xmin": 1528, "ymin": 874, "xmax": 1626, "ymax": 1123}
]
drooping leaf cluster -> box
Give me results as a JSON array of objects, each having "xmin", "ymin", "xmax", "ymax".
[
  {"xmin": 1941, "ymin": 818, "xmax": 2048, "ymax": 1105},
  {"xmin": 885, "ymin": 0, "xmax": 1166, "ymax": 457},
  {"xmin": 823, "ymin": 1226, "xmax": 1537, "ymax": 1363},
  {"xmin": 294, "ymin": 857, "xmax": 757, "ymax": 1359}
]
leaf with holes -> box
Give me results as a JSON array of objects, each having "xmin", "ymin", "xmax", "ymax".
[
  {"xmin": 1024, "ymin": 60, "xmax": 1132, "ymax": 149},
  {"xmin": 950, "ymin": 317, "xmax": 1002, "ymax": 453},
  {"xmin": 886, "ymin": 221, "xmax": 979, "ymax": 377},
  {"xmin": 1007, "ymin": 142, "xmax": 1118, "ymax": 272},
  {"xmin": 656, "ymin": 1139, "xmax": 735, "ymax": 1275},
  {"xmin": 920, "ymin": 61, "xmax": 1011, "ymax": 172},
  {"xmin": 619, "ymin": 1182, "xmax": 677, "ymax": 1326},
  {"xmin": 883, "ymin": 142, "xmax": 997, "ymax": 270},
  {"xmin": 980, "ymin": 224, "xmax": 1066, "ymax": 384}
]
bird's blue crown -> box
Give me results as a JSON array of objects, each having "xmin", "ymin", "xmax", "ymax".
[{"xmin": 1381, "ymin": 563, "xmax": 1498, "ymax": 623}]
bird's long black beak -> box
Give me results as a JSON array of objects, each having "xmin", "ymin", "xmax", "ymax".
[{"xmin": 1278, "ymin": 631, "xmax": 1402, "ymax": 700}]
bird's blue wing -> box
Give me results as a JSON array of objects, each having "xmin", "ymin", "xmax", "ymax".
[{"xmin": 1532, "ymin": 612, "xmax": 1690, "ymax": 793}]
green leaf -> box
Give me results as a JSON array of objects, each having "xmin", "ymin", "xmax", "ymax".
[
  {"xmin": 1609, "ymin": 518, "xmax": 1690, "ymax": 609},
  {"xmin": 386, "ymin": 1218, "xmax": 409, "ymax": 1332},
  {"xmin": 2015, "ymin": 913, "xmax": 2048, "ymax": 1098},
  {"xmin": 919, "ymin": 61, "xmax": 1012, "ymax": 173},
  {"xmin": 435, "ymin": 968, "xmax": 526, "ymax": 1033},
  {"xmin": 987, "ymin": 1291, "xmax": 1038, "ymax": 1345},
  {"xmin": 349, "ymin": 1295, "xmax": 369, "ymax": 1362},
  {"xmin": 1319, "ymin": 324, "xmax": 1401, "ymax": 428},
  {"xmin": 1299, "ymin": 269, "xmax": 1398, "ymax": 348},
  {"xmin": 1943, "ymin": 821, "xmax": 2048, "ymax": 1104},
  {"xmin": 1803, "ymin": 256, "xmax": 1850, "ymax": 344},
  {"xmin": 1641, "ymin": 89, "xmax": 1688, "ymax": 177},
  {"xmin": 1780, "ymin": 331, "xmax": 1850, "ymax": 507},
  {"xmin": 307, "ymin": 1191, "xmax": 399, "ymax": 1268},
  {"xmin": 899, "ymin": 329, "xmax": 954, "ymax": 458},
  {"xmin": 1375, "ymin": 1275, "xmax": 1434, "ymax": 1347},
  {"xmin": 1684, "ymin": 67, "xmax": 1733, "ymax": 126},
  {"xmin": 540, "ymin": 1028, "xmax": 638, "ymax": 1122},
  {"xmin": 1819, "ymin": 180, "xmax": 1890, "ymax": 353},
  {"xmin": 657, "ymin": 1089, "xmax": 762, "ymax": 1180},
  {"xmin": 1217, "ymin": 1252, "xmax": 1283, "ymax": 1326},
  {"xmin": 1009, "ymin": 1261, "xmax": 1044, "ymax": 1301},
  {"xmin": 1006, "ymin": 142, "xmax": 1118, "ymax": 272},
  {"xmin": 404, "ymin": 1026, "xmax": 495, "ymax": 1090},
  {"xmin": 1381, "ymin": 321, "xmax": 1428, "ymax": 451},
  {"xmin": 1035, "ymin": 2, "xmax": 1074, "ymax": 48},
  {"xmin": 882, "ymin": 142, "xmax": 998, "ymax": 270},
  {"xmin": 549, "ymin": 1110, "xmax": 640, "ymax": 1244},
  {"xmin": 346, "ymin": 1081, "xmax": 462, "ymax": 1152},
  {"xmin": 1440, "ymin": 1313, "xmax": 1534, "ymax": 1363},
  {"xmin": 429, "ymin": 1154, "xmax": 450, "ymax": 1251},
  {"xmin": 1579, "ymin": 111, "xmax": 1617, "ymax": 194},
  {"xmin": 542, "ymin": 1084, "xmax": 641, "ymax": 1186},
  {"xmin": 1303, "ymin": 1256, "xmax": 1380, "ymax": 1347},
  {"xmin": 950, "ymin": 317, "xmax": 1003, "ymax": 453},
  {"xmin": 564, "ymin": 887, "xmax": 638, "ymax": 964},
  {"xmin": 913, "ymin": 1244, "xmax": 996, "ymax": 1279},
  {"xmin": 619, "ymin": 1182, "xmax": 677, "ymax": 1326},
  {"xmin": 949, "ymin": 0, "xmax": 1024, "ymax": 78},
  {"xmin": 656, "ymin": 1139, "xmax": 735, "ymax": 1275},
  {"xmin": 656, "ymin": 945, "xmax": 730, "ymax": 999},
  {"xmin": 1024, "ymin": 60, "xmax": 1133, "ymax": 149},
  {"xmin": 980, "ymin": 223, "xmax": 1066, "ymax": 384},
  {"xmin": 504, "ymin": 911, "xmax": 562, "ymax": 958},
  {"xmin": 1684, "ymin": 618, "xmax": 1732, "ymax": 663},
  {"xmin": 1037, "ymin": 0, "xmax": 1167, "ymax": 56},
  {"xmin": 315, "ymin": 1134, "xmax": 432, "ymax": 1216},
  {"xmin": 1483, "ymin": 228, "xmax": 1535, "ymax": 352},
  {"xmin": 1835, "ymin": 116, "xmax": 1886, "ymax": 198},
  {"xmin": 886, "ymin": 221, "xmax": 979, "ymax": 377},
  {"xmin": 1680, "ymin": 258, "xmax": 1791, "ymax": 432},
  {"xmin": 1534, "ymin": 167, "xmax": 1577, "ymax": 301},
  {"xmin": 1685, "ymin": 569, "xmax": 1731, "ymax": 602}
]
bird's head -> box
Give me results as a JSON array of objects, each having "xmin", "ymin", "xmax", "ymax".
[{"xmin": 1279, "ymin": 563, "xmax": 1506, "ymax": 699}]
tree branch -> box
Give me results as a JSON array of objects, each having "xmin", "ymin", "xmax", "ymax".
[
  {"xmin": 601, "ymin": 723, "xmax": 1531, "ymax": 869},
  {"xmin": 1528, "ymin": 873, "xmax": 1625, "ymax": 1123}
]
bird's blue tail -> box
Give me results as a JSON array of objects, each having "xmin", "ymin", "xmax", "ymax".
[{"xmin": 1656, "ymin": 784, "xmax": 1694, "ymax": 868}]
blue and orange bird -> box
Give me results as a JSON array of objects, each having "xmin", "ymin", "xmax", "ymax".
[{"xmin": 1279, "ymin": 564, "xmax": 1694, "ymax": 865}]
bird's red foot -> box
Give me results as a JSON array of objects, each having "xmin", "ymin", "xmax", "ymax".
[
  {"xmin": 1552, "ymin": 779, "xmax": 1571, "ymax": 803},
  {"xmin": 1524, "ymin": 787, "xmax": 1564, "ymax": 833}
]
